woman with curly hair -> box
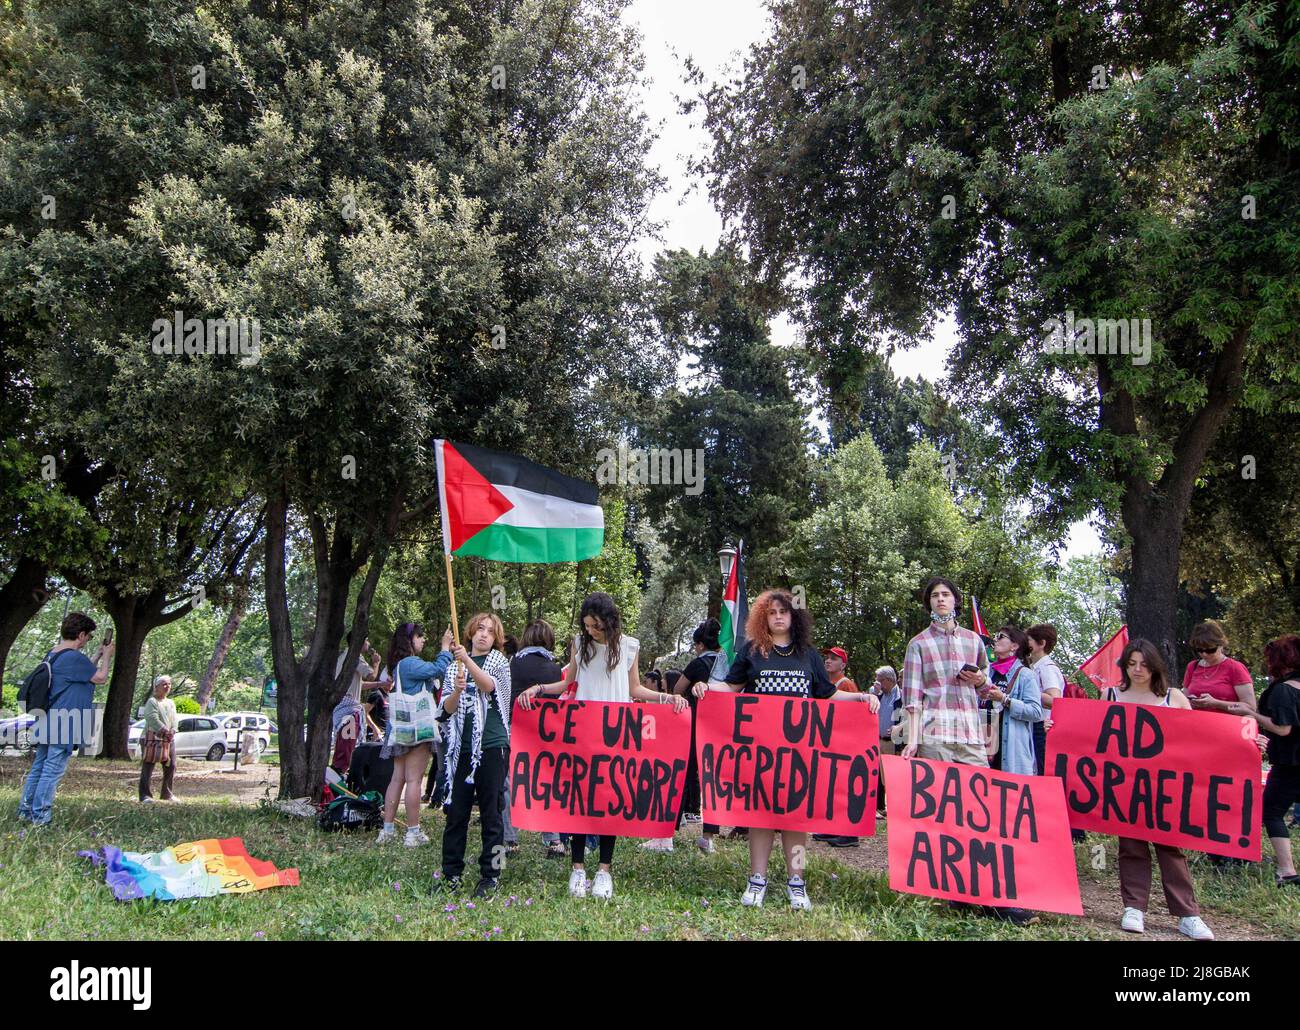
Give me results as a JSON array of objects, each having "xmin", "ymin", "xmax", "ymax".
[
  {"xmin": 693, "ymin": 589, "xmax": 878, "ymax": 912},
  {"xmin": 518, "ymin": 591, "xmax": 687, "ymax": 901}
]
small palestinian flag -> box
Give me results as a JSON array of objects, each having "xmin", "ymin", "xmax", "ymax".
[
  {"xmin": 434, "ymin": 440, "xmax": 604, "ymax": 563},
  {"xmin": 711, "ymin": 540, "xmax": 748, "ymax": 680},
  {"xmin": 970, "ymin": 594, "xmax": 988, "ymax": 638}
]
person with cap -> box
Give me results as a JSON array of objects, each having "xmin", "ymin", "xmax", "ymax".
[
  {"xmin": 822, "ymin": 647, "xmax": 859, "ymax": 692},
  {"xmin": 814, "ymin": 646, "xmax": 862, "ymax": 846}
]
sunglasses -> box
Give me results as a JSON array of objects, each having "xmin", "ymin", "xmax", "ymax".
[{"xmin": 1194, "ymin": 647, "xmax": 1220, "ymax": 654}]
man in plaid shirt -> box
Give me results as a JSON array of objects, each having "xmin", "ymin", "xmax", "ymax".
[{"xmin": 900, "ymin": 576, "xmax": 990, "ymax": 766}]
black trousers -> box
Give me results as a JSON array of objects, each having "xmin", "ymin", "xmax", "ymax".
[
  {"xmin": 1264, "ymin": 762, "xmax": 1300, "ymax": 838},
  {"xmin": 1033, "ymin": 721, "xmax": 1047, "ymax": 777},
  {"xmin": 442, "ymin": 745, "xmax": 507, "ymax": 881},
  {"xmin": 572, "ymin": 834, "xmax": 616, "ymax": 866},
  {"xmin": 677, "ymin": 716, "xmax": 719, "ymax": 834}
]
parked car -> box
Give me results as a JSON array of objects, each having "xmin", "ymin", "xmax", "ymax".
[
  {"xmin": 127, "ymin": 716, "xmax": 228, "ymax": 761},
  {"xmin": 211, "ymin": 712, "xmax": 272, "ymax": 754}
]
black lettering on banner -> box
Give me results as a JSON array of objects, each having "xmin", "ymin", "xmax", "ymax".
[
  {"xmin": 907, "ymin": 832, "xmax": 936, "ymax": 889},
  {"xmin": 939, "ymin": 835, "xmax": 965, "ymax": 894},
  {"xmin": 589, "ymin": 754, "xmax": 609, "ymax": 817},
  {"xmin": 846, "ymin": 754, "xmax": 870, "ymax": 822},
  {"xmin": 1239, "ymin": 780, "xmax": 1254, "ymax": 848},
  {"xmin": 1155, "ymin": 768, "xmax": 1177, "ymax": 831},
  {"xmin": 1010, "ymin": 784, "xmax": 1038, "ymax": 843},
  {"xmin": 1178, "ymin": 771, "xmax": 1205, "ymax": 839},
  {"xmin": 700, "ymin": 744, "xmax": 716, "ymax": 809},
  {"xmin": 911, "ymin": 756, "xmax": 937, "ymax": 818},
  {"xmin": 1127, "ymin": 768, "xmax": 1154, "ymax": 827},
  {"xmin": 753, "ymin": 746, "xmax": 773, "ymax": 810},
  {"xmin": 1096, "ymin": 705, "xmax": 1129, "ymax": 757},
  {"xmin": 823, "ymin": 751, "xmax": 850, "ymax": 820},
  {"xmin": 572, "ymin": 755, "xmax": 589, "ymax": 815},
  {"xmin": 1100, "ymin": 761, "xmax": 1125, "ymax": 821},
  {"xmin": 1133, "ymin": 707, "xmax": 1164, "ymax": 759},
  {"xmin": 782, "ymin": 699, "xmax": 806, "ymax": 745},
  {"xmin": 733, "ymin": 696, "xmax": 757, "ymax": 744},
  {"xmin": 1206, "ymin": 775, "xmax": 1233, "ymax": 845},
  {"xmin": 968, "ymin": 838, "xmax": 1001, "ymax": 899},
  {"xmin": 537, "ymin": 703, "xmax": 558, "ymax": 743},
  {"xmin": 936, "ymin": 767, "xmax": 962, "ymax": 824},
  {"xmin": 967, "ymin": 773, "xmax": 991, "ymax": 833},
  {"xmin": 562, "ymin": 704, "xmax": 579, "ymax": 745},
  {"xmin": 511, "ymin": 750, "xmax": 530, "ymax": 808}
]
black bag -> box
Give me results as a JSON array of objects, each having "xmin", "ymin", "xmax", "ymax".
[
  {"xmin": 318, "ymin": 790, "xmax": 384, "ymax": 832},
  {"xmin": 17, "ymin": 650, "xmax": 71, "ymax": 712},
  {"xmin": 346, "ymin": 742, "xmax": 393, "ymax": 796}
]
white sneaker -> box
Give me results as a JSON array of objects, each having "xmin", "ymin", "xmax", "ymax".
[
  {"xmin": 640, "ymin": 837, "xmax": 674, "ymax": 852},
  {"xmin": 786, "ymin": 877, "xmax": 813, "ymax": 912},
  {"xmin": 591, "ymin": 870, "xmax": 614, "ymax": 900},
  {"xmin": 568, "ymin": 869, "xmax": 589, "ymax": 898},
  {"xmin": 1179, "ymin": 915, "xmax": 1214, "ymax": 941},
  {"xmin": 140, "ymin": 797, "xmax": 155, "ymax": 804},
  {"xmin": 740, "ymin": 875, "xmax": 768, "ymax": 907},
  {"xmin": 376, "ymin": 827, "xmax": 397, "ymax": 844},
  {"xmin": 697, "ymin": 837, "xmax": 716, "ymax": 854},
  {"xmin": 403, "ymin": 827, "xmax": 430, "ymax": 848},
  {"xmin": 1120, "ymin": 907, "xmax": 1145, "ymax": 933}
]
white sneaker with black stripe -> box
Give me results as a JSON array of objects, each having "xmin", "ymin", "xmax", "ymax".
[
  {"xmin": 740, "ymin": 875, "xmax": 767, "ymax": 907},
  {"xmin": 786, "ymin": 877, "xmax": 813, "ymax": 912}
]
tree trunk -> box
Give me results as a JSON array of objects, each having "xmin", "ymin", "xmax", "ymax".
[
  {"xmin": 0, "ymin": 556, "xmax": 50, "ymax": 689},
  {"xmin": 100, "ymin": 602, "xmax": 151, "ymax": 759},
  {"xmin": 265, "ymin": 489, "xmax": 395, "ymax": 799},
  {"xmin": 196, "ymin": 580, "xmax": 249, "ymax": 712}
]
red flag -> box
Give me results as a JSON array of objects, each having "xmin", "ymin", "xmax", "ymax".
[
  {"xmin": 970, "ymin": 595, "xmax": 987, "ymax": 637},
  {"xmin": 1079, "ymin": 625, "xmax": 1128, "ymax": 691}
]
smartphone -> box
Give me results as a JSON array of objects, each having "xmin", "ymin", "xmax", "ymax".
[
  {"xmin": 959, "ymin": 662, "xmax": 979, "ymax": 674},
  {"xmin": 102, "ymin": 627, "xmax": 113, "ymax": 645}
]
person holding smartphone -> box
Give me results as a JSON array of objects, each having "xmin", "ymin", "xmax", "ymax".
[{"xmin": 18, "ymin": 613, "xmax": 113, "ymax": 826}]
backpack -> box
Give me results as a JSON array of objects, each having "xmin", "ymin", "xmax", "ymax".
[
  {"xmin": 318, "ymin": 790, "xmax": 384, "ymax": 832},
  {"xmin": 17, "ymin": 649, "xmax": 72, "ymax": 712}
]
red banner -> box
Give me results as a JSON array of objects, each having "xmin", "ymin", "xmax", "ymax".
[
  {"xmin": 1045, "ymin": 697, "xmax": 1262, "ymax": 860},
  {"xmin": 508, "ymin": 700, "xmax": 691, "ymax": 838},
  {"xmin": 883, "ymin": 755, "xmax": 1083, "ymax": 915},
  {"xmin": 696, "ymin": 693, "xmax": 879, "ymax": 835}
]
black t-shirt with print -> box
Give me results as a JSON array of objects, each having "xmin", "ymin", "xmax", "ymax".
[{"xmin": 723, "ymin": 641, "xmax": 837, "ymax": 699}]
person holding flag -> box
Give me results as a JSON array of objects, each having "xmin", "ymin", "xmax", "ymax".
[
  {"xmin": 694, "ymin": 589, "xmax": 878, "ymax": 911},
  {"xmin": 518, "ymin": 592, "xmax": 687, "ymax": 900}
]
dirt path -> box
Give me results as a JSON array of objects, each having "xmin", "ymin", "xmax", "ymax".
[{"xmin": 0, "ymin": 754, "xmax": 281, "ymax": 806}]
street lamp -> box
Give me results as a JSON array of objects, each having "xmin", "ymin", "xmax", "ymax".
[{"xmin": 717, "ymin": 541, "xmax": 737, "ymax": 585}]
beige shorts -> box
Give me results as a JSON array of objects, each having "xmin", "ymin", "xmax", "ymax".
[{"xmin": 916, "ymin": 739, "xmax": 989, "ymax": 767}]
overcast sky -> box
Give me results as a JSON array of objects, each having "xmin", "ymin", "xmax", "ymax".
[{"xmin": 626, "ymin": 0, "xmax": 1102, "ymax": 560}]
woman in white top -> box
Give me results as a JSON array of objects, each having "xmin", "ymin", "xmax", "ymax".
[
  {"xmin": 1107, "ymin": 639, "xmax": 1214, "ymax": 941},
  {"xmin": 518, "ymin": 592, "xmax": 686, "ymax": 900}
]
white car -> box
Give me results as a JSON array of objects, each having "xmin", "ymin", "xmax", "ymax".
[
  {"xmin": 127, "ymin": 716, "xmax": 229, "ymax": 761},
  {"xmin": 211, "ymin": 712, "xmax": 272, "ymax": 754}
]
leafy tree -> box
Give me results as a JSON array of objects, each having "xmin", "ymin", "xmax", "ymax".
[
  {"xmin": 1032, "ymin": 554, "xmax": 1125, "ymax": 677},
  {"xmin": 693, "ymin": 0, "xmax": 1300, "ymax": 666},
  {"xmin": 641, "ymin": 246, "xmax": 816, "ymax": 610}
]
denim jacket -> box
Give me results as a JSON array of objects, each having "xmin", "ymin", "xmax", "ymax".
[{"xmin": 997, "ymin": 659, "xmax": 1042, "ymax": 776}]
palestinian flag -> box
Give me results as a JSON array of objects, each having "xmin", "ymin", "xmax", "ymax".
[
  {"xmin": 434, "ymin": 440, "xmax": 604, "ymax": 563},
  {"xmin": 711, "ymin": 540, "xmax": 748, "ymax": 679}
]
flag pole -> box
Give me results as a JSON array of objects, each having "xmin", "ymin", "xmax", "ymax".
[{"xmin": 444, "ymin": 553, "xmax": 462, "ymax": 648}]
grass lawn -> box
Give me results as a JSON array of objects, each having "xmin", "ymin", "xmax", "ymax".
[{"xmin": 1, "ymin": 757, "xmax": 1296, "ymax": 941}]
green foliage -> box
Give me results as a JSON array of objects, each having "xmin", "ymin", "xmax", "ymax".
[
  {"xmin": 640, "ymin": 247, "xmax": 816, "ymax": 597},
  {"xmin": 1032, "ymin": 555, "xmax": 1125, "ymax": 677},
  {"xmin": 173, "ymin": 697, "xmax": 201, "ymax": 715}
]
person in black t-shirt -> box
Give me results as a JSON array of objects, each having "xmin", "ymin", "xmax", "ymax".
[
  {"xmin": 1229, "ymin": 635, "xmax": 1300, "ymax": 886},
  {"xmin": 509, "ymin": 619, "xmax": 567, "ymax": 859},
  {"xmin": 673, "ymin": 619, "xmax": 726, "ymax": 853},
  {"xmin": 693, "ymin": 589, "xmax": 878, "ymax": 913}
]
